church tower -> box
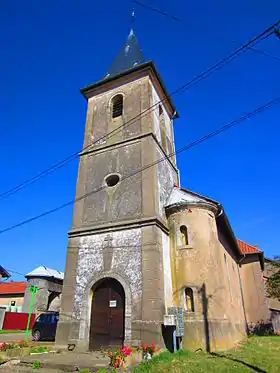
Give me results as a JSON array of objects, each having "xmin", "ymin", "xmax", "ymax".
[{"xmin": 55, "ymin": 29, "xmax": 179, "ymax": 351}]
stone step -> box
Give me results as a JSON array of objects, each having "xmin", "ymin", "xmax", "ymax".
[{"xmin": 19, "ymin": 351, "xmax": 110, "ymax": 372}]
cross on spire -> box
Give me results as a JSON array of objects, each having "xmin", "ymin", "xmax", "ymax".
[{"xmin": 131, "ymin": 8, "xmax": 135, "ymax": 25}]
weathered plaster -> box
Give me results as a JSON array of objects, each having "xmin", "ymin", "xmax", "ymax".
[
  {"xmin": 151, "ymin": 84, "xmax": 172, "ymax": 140},
  {"xmin": 162, "ymin": 231, "xmax": 173, "ymax": 311},
  {"xmin": 157, "ymin": 148, "xmax": 177, "ymax": 217},
  {"xmin": 72, "ymin": 228, "xmax": 142, "ymax": 346}
]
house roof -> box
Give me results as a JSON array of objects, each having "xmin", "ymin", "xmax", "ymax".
[
  {"xmin": 166, "ymin": 186, "xmax": 218, "ymax": 209},
  {"xmin": 25, "ymin": 266, "xmax": 64, "ymax": 281},
  {"xmin": 104, "ymin": 29, "xmax": 145, "ymax": 79},
  {"xmin": 237, "ymin": 239, "xmax": 264, "ymax": 269},
  {"xmin": 0, "ymin": 281, "xmax": 26, "ymax": 295},
  {"xmin": 165, "ymin": 186, "xmax": 242, "ymax": 257},
  {"xmin": 0, "ymin": 265, "xmax": 10, "ymax": 279},
  {"xmin": 237, "ymin": 239, "xmax": 262, "ymax": 254}
]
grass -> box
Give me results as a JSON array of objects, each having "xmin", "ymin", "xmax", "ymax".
[
  {"xmin": 0, "ymin": 330, "xmax": 25, "ymax": 334},
  {"xmin": 133, "ymin": 336, "xmax": 280, "ymax": 373}
]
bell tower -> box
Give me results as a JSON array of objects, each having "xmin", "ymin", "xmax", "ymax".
[{"xmin": 56, "ymin": 29, "xmax": 179, "ymax": 351}]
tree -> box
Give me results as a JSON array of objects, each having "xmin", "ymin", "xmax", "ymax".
[{"xmin": 266, "ymin": 256, "xmax": 280, "ymax": 300}]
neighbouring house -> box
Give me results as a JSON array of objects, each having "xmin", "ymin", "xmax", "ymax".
[
  {"xmin": 263, "ymin": 257, "xmax": 280, "ymax": 333},
  {"xmin": 55, "ymin": 29, "xmax": 253, "ymax": 352},
  {"xmin": 0, "ymin": 281, "xmax": 26, "ymax": 310},
  {"xmin": 238, "ymin": 239, "xmax": 270, "ymax": 326},
  {"xmin": 0, "ymin": 265, "xmax": 10, "ymax": 280},
  {"xmin": 23, "ymin": 266, "xmax": 64, "ymax": 314}
]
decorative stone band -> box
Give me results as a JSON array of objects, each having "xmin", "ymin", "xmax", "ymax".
[
  {"xmin": 132, "ymin": 320, "xmax": 164, "ymax": 325},
  {"xmin": 69, "ymin": 216, "xmax": 169, "ymax": 237},
  {"xmin": 165, "ymin": 201, "xmax": 218, "ymax": 217}
]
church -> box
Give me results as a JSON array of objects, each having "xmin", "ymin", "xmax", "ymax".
[{"xmin": 55, "ymin": 30, "xmax": 269, "ymax": 351}]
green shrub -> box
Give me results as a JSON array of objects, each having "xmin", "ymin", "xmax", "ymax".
[
  {"xmin": 32, "ymin": 360, "xmax": 40, "ymax": 370},
  {"xmin": 30, "ymin": 346, "xmax": 48, "ymax": 354}
]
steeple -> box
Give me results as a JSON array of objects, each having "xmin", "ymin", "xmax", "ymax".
[{"xmin": 104, "ymin": 29, "xmax": 145, "ymax": 79}]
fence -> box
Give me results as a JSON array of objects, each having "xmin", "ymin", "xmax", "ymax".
[
  {"xmin": 2, "ymin": 312, "xmax": 36, "ymax": 330},
  {"xmin": 272, "ymin": 311, "xmax": 280, "ymax": 334}
]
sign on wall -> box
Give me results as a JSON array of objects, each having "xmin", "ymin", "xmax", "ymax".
[
  {"xmin": 168, "ymin": 307, "xmax": 184, "ymax": 336},
  {"xmin": 109, "ymin": 300, "xmax": 117, "ymax": 308}
]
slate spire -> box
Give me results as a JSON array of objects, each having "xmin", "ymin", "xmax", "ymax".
[{"xmin": 104, "ymin": 29, "xmax": 145, "ymax": 79}]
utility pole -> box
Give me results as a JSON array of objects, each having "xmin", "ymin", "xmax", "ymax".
[{"xmin": 25, "ymin": 285, "xmax": 38, "ymax": 341}]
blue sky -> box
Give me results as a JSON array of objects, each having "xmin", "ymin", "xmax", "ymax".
[{"xmin": 0, "ymin": 0, "xmax": 279, "ymax": 280}]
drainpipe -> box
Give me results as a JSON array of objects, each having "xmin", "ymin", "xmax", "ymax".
[{"xmin": 237, "ymin": 254, "xmax": 249, "ymax": 334}]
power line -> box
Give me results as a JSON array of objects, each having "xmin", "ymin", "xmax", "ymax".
[
  {"xmin": 133, "ymin": 1, "xmax": 280, "ymax": 62},
  {"xmin": 0, "ymin": 96, "xmax": 279, "ymax": 236},
  {"xmin": 0, "ymin": 20, "xmax": 278, "ymax": 202}
]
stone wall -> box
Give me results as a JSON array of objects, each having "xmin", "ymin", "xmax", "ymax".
[
  {"xmin": 239, "ymin": 255, "xmax": 269, "ymax": 324},
  {"xmin": 23, "ymin": 278, "xmax": 63, "ymax": 314},
  {"xmin": 263, "ymin": 260, "xmax": 280, "ymax": 314}
]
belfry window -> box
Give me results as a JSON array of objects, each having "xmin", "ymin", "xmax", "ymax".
[
  {"xmin": 112, "ymin": 94, "xmax": 123, "ymax": 118},
  {"xmin": 180, "ymin": 225, "xmax": 189, "ymax": 246},
  {"xmin": 185, "ymin": 288, "xmax": 194, "ymax": 312}
]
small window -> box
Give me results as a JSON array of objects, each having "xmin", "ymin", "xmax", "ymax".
[
  {"xmin": 112, "ymin": 94, "xmax": 123, "ymax": 118},
  {"xmin": 180, "ymin": 225, "xmax": 188, "ymax": 246},
  {"xmin": 36, "ymin": 314, "xmax": 44, "ymax": 323},
  {"xmin": 159, "ymin": 105, "xmax": 163, "ymax": 116},
  {"xmin": 10, "ymin": 301, "xmax": 16, "ymax": 306},
  {"xmin": 105, "ymin": 174, "xmax": 120, "ymax": 187},
  {"xmin": 185, "ymin": 288, "xmax": 194, "ymax": 312}
]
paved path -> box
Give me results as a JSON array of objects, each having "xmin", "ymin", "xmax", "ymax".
[
  {"xmin": 1, "ymin": 365, "xmax": 70, "ymax": 373},
  {"xmin": 0, "ymin": 333, "xmax": 30, "ymax": 343},
  {"xmin": 20, "ymin": 351, "xmax": 109, "ymax": 371}
]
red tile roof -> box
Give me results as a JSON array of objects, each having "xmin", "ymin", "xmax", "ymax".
[
  {"xmin": 237, "ymin": 239, "xmax": 262, "ymax": 254},
  {"xmin": 0, "ymin": 282, "xmax": 26, "ymax": 295}
]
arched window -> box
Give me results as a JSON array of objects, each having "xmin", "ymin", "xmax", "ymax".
[
  {"xmin": 112, "ymin": 94, "xmax": 123, "ymax": 118},
  {"xmin": 180, "ymin": 225, "xmax": 188, "ymax": 246},
  {"xmin": 185, "ymin": 288, "xmax": 194, "ymax": 312}
]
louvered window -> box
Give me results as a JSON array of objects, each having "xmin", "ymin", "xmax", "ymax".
[{"xmin": 112, "ymin": 95, "xmax": 123, "ymax": 118}]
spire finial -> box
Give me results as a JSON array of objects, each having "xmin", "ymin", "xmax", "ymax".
[{"xmin": 131, "ymin": 8, "xmax": 135, "ymax": 27}]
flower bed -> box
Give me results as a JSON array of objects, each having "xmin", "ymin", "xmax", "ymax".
[
  {"xmin": 0, "ymin": 341, "xmax": 49, "ymax": 359},
  {"xmin": 104, "ymin": 343, "xmax": 160, "ymax": 370}
]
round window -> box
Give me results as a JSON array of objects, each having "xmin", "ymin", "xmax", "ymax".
[{"xmin": 105, "ymin": 174, "xmax": 120, "ymax": 187}]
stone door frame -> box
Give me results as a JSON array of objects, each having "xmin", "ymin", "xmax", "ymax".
[{"xmin": 79, "ymin": 270, "xmax": 132, "ymax": 349}]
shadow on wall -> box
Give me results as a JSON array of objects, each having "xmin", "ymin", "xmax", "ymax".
[
  {"xmin": 161, "ymin": 324, "xmax": 175, "ymax": 352},
  {"xmin": 200, "ymin": 283, "xmax": 211, "ymax": 353}
]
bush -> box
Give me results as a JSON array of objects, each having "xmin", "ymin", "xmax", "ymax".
[
  {"xmin": 32, "ymin": 360, "xmax": 40, "ymax": 370},
  {"xmin": 248, "ymin": 320, "xmax": 274, "ymax": 336}
]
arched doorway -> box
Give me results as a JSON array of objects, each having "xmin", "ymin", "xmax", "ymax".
[{"xmin": 89, "ymin": 278, "xmax": 125, "ymax": 350}]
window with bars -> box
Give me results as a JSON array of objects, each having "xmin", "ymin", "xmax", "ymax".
[{"xmin": 112, "ymin": 94, "xmax": 123, "ymax": 118}]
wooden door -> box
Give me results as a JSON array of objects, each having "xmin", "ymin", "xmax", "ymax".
[{"xmin": 89, "ymin": 278, "xmax": 125, "ymax": 350}]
